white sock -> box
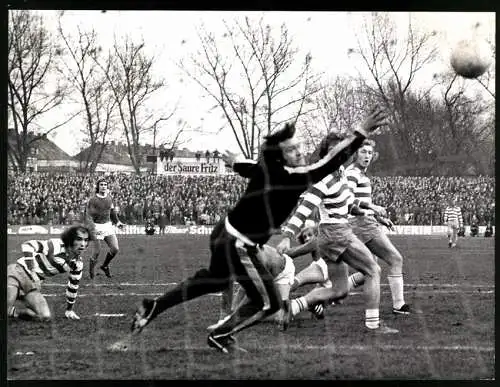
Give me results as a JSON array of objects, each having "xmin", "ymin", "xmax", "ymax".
[
  {"xmin": 388, "ymin": 274, "xmax": 405, "ymax": 310},
  {"xmin": 365, "ymin": 308, "xmax": 379, "ymax": 329},
  {"xmin": 291, "ymin": 297, "xmax": 308, "ymax": 316},
  {"xmin": 348, "ymin": 272, "xmax": 364, "ymax": 292}
]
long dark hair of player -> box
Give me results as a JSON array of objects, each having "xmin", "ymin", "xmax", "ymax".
[
  {"xmin": 257, "ymin": 122, "xmax": 297, "ymax": 166},
  {"xmin": 61, "ymin": 225, "xmax": 90, "ymax": 248},
  {"xmin": 309, "ymin": 132, "xmax": 346, "ymax": 163},
  {"xmin": 95, "ymin": 178, "xmax": 107, "ymax": 193}
]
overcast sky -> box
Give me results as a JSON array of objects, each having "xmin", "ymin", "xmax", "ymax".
[{"xmin": 29, "ymin": 11, "xmax": 495, "ymax": 156}]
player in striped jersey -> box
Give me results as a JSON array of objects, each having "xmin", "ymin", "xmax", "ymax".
[
  {"xmin": 277, "ymin": 133, "xmax": 398, "ymax": 334},
  {"xmin": 345, "ymin": 140, "xmax": 414, "ymax": 315},
  {"xmin": 444, "ymin": 198, "xmax": 463, "ymax": 248},
  {"xmin": 7, "ymin": 225, "xmax": 91, "ymax": 321}
]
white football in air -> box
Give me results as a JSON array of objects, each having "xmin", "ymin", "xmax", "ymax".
[{"xmin": 450, "ymin": 39, "xmax": 492, "ymax": 79}]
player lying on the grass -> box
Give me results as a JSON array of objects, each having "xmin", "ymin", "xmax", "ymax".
[
  {"xmin": 86, "ymin": 178, "xmax": 125, "ymax": 279},
  {"xmin": 277, "ymin": 132, "xmax": 398, "ymax": 334},
  {"xmin": 207, "ymin": 244, "xmax": 295, "ymax": 332},
  {"xmin": 7, "ymin": 225, "xmax": 91, "ymax": 321},
  {"xmin": 131, "ymin": 106, "xmax": 388, "ymax": 353},
  {"xmin": 209, "ymin": 220, "xmax": 338, "ymax": 329},
  {"xmin": 344, "ymin": 139, "xmax": 417, "ymax": 315}
]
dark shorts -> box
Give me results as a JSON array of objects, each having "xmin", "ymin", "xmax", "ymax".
[
  {"xmin": 209, "ymin": 220, "xmax": 278, "ymax": 308},
  {"xmin": 317, "ymin": 223, "xmax": 356, "ymax": 263},
  {"xmin": 349, "ymin": 216, "xmax": 383, "ymax": 244},
  {"xmin": 7, "ymin": 263, "xmax": 41, "ymax": 297}
]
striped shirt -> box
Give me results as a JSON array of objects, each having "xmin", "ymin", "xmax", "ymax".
[
  {"xmin": 444, "ymin": 206, "xmax": 463, "ymax": 227},
  {"xmin": 17, "ymin": 239, "xmax": 83, "ymax": 305},
  {"xmin": 345, "ymin": 164, "xmax": 374, "ymax": 217},
  {"xmin": 282, "ymin": 166, "xmax": 354, "ymax": 237}
]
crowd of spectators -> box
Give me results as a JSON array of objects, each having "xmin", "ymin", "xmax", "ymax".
[{"xmin": 7, "ymin": 172, "xmax": 495, "ymax": 227}]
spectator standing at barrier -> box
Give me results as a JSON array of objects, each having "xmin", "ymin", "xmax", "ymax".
[
  {"xmin": 158, "ymin": 212, "xmax": 168, "ymax": 234},
  {"xmin": 470, "ymin": 215, "xmax": 479, "ymax": 237},
  {"xmin": 484, "ymin": 222, "xmax": 493, "ymax": 237}
]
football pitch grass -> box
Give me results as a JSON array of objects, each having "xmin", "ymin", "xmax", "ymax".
[{"xmin": 7, "ymin": 234, "xmax": 495, "ymax": 379}]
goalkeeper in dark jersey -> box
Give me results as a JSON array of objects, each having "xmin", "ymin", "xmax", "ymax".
[{"xmin": 130, "ymin": 107, "xmax": 388, "ymax": 353}]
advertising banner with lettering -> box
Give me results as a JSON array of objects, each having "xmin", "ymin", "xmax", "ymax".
[
  {"xmin": 6, "ymin": 225, "xmax": 495, "ymax": 236},
  {"xmin": 156, "ymin": 157, "xmax": 227, "ymax": 175}
]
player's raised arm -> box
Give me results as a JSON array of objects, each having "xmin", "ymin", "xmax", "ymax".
[
  {"xmin": 284, "ymin": 107, "xmax": 388, "ymax": 186},
  {"xmin": 233, "ymin": 159, "xmax": 259, "ymax": 179}
]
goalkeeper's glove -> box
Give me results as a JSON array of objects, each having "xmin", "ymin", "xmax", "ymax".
[{"xmin": 64, "ymin": 310, "xmax": 80, "ymax": 320}]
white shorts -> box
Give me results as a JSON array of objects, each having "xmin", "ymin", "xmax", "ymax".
[
  {"xmin": 94, "ymin": 222, "xmax": 115, "ymax": 240},
  {"xmin": 274, "ymin": 255, "xmax": 295, "ymax": 286},
  {"xmin": 310, "ymin": 258, "xmax": 329, "ymax": 282}
]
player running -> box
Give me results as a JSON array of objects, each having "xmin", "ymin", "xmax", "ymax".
[
  {"xmin": 343, "ymin": 139, "xmax": 415, "ymax": 314},
  {"xmin": 86, "ymin": 178, "xmax": 124, "ymax": 279},
  {"xmin": 130, "ymin": 106, "xmax": 388, "ymax": 353},
  {"xmin": 277, "ymin": 133, "xmax": 398, "ymax": 334},
  {"xmin": 7, "ymin": 225, "xmax": 91, "ymax": 321},
  {"xmin": 443, "ymin": 198, "xmax": 463, "ymax": 248}
]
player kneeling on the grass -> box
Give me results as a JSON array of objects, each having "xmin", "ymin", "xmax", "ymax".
[
  {"xmin": 207, "ymin": 244, "xmax": 295, "ymax": 332},
  {"xmin": 7, "ymin": 225, "xmax": 90, "ymax": 321}
]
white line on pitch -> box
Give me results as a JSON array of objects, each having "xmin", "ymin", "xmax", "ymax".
[
  {"xmin": 40, "ymin": 289, "xmax": 494, "ymax": 298},
  {"xmin": 22, "ymin": 343, "xmax": 495, "ymax": 354},
  {"xmin": 42, "ymin": 282, "xmax": 495, "ymax": 289},
  {"xmin": 94, "ymin": 313, "xmax": 126, "ymax": 317}
]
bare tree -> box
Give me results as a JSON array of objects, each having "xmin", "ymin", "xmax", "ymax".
[
  {"xmin": 437, "ymin": 71, "xmax": 494, "ymax": 174},
  {"xmin": 347, "ymin": 12, "xmax": 438, "ymax": 169},
  {"xmin": 8, "ymin": 10, "xmax": 75, "ymax": 172},
  {"xmin": 57, "ymin": 18, "xmax": 117, "ymax": 173},
  {"xmin": 179, "ymin": 16, "xmax": 321, "ymax": 159},
  {"xmin": 97, "ymin": 35, "xmax": 165, "ymax": 174},
  {"xmin": 300, "ymin": 75, "xmax": 373, "ymax": 152},
  {"xmin": 368, "ymin": 73, "xmax": 494, "ymax": 176}
]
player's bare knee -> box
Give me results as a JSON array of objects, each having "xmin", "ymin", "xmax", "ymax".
[
  {"xmin": 389, "ymin": 250, "xmax": 403, "ymax": 269},
  {"xmin": 38, "ymin": 310, "xmax": 52, "ymax": 321},
  {"xmin": 110, "ymin": 246, "xmax": 119, "ymax": 256}
]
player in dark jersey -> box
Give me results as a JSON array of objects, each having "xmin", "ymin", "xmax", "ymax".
[
  {"xmin": 86, "ymin": 179, "xmax": 124, "ymax": 279},
  {"xmin": 130, "ymin": 107, "xmax": 388, "ymax": 353}
]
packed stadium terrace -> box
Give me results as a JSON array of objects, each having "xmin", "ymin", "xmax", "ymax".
[{"xmin": 7, "ymin": 172, "xmax": 495, "ymax": 227}]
